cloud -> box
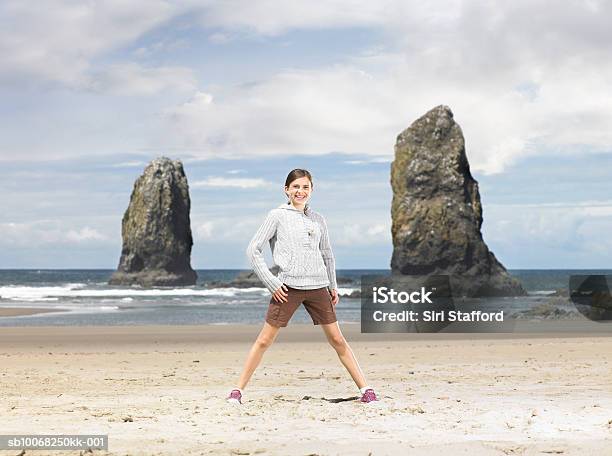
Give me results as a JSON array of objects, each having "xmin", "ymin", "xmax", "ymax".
[
  {"xmin": 196, "ymin": 1, "xmax": 394, "ymax": 36},
  {"xmin": 132, "ymin": 37, "xmax": 189, "ymax": 58},
  {"xmin": 192, "ymin": 215, "xmax": 257, "ymax": 243},
  {"xmin": 0, "ymin": 221, "xmax": 110, "ymax": 247},
  {"xmin": 208, "ymin": 32, "xmax": 232, "ymax": 44},
  {"xmin": 344, "ymin": 158, "xmax": 392, "ymax": 165},
  {"xmin": 191, "ymin": 176, "xmax": 272, "ymax": 189},
  {"xmin": 158, "ymin": 66, "xmax": 524, "ymax": 172},
  {"xmin": 84, "ymin": 63, "xmax": 196, "ymax": 96},
  {"xmin": 160, "ymin": 41, "xmax": 612, "ymax": 173},
  {"xmin": 0, "ymin": 0, "xmax": 191, "ymax": 94},
  {"xmin": 4, "ymin": 0, "xmax": 612, "ymax": 173},
  {"xmin": 483, "ymin": 201, "xmax": 612, "ymax": 253},
  {"xmin": 65, "ymin": 227, "xmax": 108, "ymax": 243},
  {"xmin": 193, "ymin": 221, "xmax": 214, "ymax": 240},
  {"xmin": 333, "ymin": 221, "xmax": 391, "ymax": 247},
  {"xmin": 155, "ymin": 0, "xmax": 612, "ymax": 174},
  {"xmin": 110, "ymin": 161, "xmax": 147, "ymax": 168},
  {"xmin": 160, "ymin": 70, "xmax": 398, "ymax": 160}
]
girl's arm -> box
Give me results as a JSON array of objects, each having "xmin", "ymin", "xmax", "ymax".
[
  {"xmin": 246, "ymin": 211, "xmax": 283, "ymax": 293},
  {"xmin": 319, "ymin": 216, "xmax": 338, "ymax": 291}
]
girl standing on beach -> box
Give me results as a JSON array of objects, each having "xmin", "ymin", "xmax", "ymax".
[{"xmin": 227, "ymin": 169, "xmax": 378, "ymax": 404}]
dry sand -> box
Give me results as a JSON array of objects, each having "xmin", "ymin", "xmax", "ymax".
[{"xmin": 0, "ymin": 324, "xmax": 611, "ymax": 455}]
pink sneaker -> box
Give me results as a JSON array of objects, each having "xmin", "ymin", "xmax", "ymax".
[
  {"xmin": 360, "ymin": 388, "xmax": 378, "ymax": 403},
  {"xmin": 227, "ymin": 389, "xmax": 242, "ymax": 404}
]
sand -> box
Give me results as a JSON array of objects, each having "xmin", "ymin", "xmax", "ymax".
[
  {"xmin": 0, "ymin": 323, "xmax": 611, "ymax": 455},
  {"xmin": 0, "ymin": 307, "xmax": 64, "ymax": 317}
]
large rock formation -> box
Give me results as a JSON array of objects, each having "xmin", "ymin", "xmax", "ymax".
[
  {"xmin": 109, "ymin": 157, "xmax": 197, "ymax": 287},
  {"xmin": 390, "ymin": 105, "xmax": 525, "ymax": 297}
]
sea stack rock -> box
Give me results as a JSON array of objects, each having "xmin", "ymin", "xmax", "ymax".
[
  {"xmin": 390, "ymin": 105, "xmax": 525, "ymax": 297},
  {"xmin": 109, "ymin": 157, "xmax": 197, "ymax": 287}
]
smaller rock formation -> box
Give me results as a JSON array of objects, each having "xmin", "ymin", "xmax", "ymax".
[
  {"xmin": 390, "ymin": 105, "xmax": 526, "ymax": 297},
  {"xmin": 109, "ymin": 157, "xmax": 197, "ymax": 287}
]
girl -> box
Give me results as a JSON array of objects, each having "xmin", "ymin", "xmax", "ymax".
[{"xmin": 227, "ymin": 169, "xmax": 378, "ymax": 404}]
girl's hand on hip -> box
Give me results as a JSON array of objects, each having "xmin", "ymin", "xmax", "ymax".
[
  {"xmin": 330, "ymin": 288, "xmax": 339, "ymax": 306},
  {"xmin": 272, "ymin": 284, "xmax": 289, "ymax": 303}
]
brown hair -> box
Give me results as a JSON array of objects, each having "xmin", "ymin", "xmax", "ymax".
[{"xmin": 284, "ymin": 168, "xmax": 313, "ymax": 188}]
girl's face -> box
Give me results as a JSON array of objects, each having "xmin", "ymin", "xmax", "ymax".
[{"xmin": 285, "ymin": 176, "xmax": 312, "ymax": 206}]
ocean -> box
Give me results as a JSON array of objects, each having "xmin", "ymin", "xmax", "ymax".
[{"xmin": 0, "ymin": 269, "xmax": 609, "ymax": 326}]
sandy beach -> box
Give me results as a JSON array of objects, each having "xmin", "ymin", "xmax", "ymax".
[{"xmin": 1, "ymin": 324, "xmax": 611, "ymax": 455}]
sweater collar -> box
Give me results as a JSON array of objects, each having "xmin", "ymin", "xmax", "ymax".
[{"xmin": 278, "ymin": 202, "xmax": 310, "ymax": 215}]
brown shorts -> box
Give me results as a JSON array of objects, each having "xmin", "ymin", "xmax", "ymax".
[{"xmin": 265, "ymin": 286, "xmax": 337, "ymax": 327}]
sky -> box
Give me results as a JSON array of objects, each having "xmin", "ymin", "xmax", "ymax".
[{"xmin": 1, "ymin": 0, "xmax": 612, "ymax": 269}]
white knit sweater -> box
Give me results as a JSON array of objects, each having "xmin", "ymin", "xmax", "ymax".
[{"xmin": 246, "ymin": 203, "xmax": 338, "ymax": 293}]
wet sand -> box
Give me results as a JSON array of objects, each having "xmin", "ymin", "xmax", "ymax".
[{"xmin": 0, "ymin": 307, "xmax": 64, "ymax": 317}]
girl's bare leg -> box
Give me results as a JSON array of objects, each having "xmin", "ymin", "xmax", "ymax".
[
  {"xmin": 236, "ymin": 322, "xmax": 281, "ymax": 389},
  {"xmin": 320, "ymin": 322, "xmax": 367, "ymax": 389}
]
